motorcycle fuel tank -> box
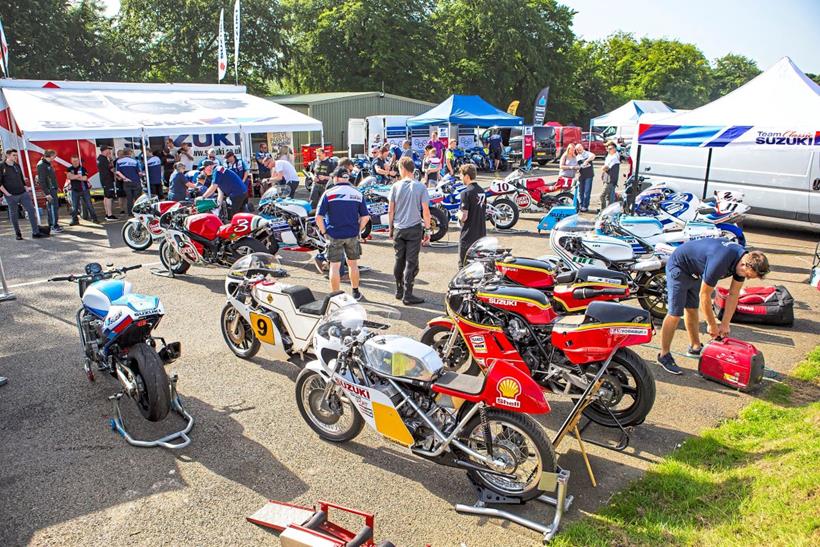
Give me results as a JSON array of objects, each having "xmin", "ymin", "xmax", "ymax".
[
  {"xmin": 495, "ymin": 257, "xmax": 557, "ymax": 289},
  {"xmin": 82, "ymin": 279, "xmax": 133, "ymax": 317},
  {"xmin": 581, "ymin": 233, "xmax": 635, "ymax": 262},
  {"xmin": 476, "ymin": 286, "xmax": 557, "ymax": 325},
  {"xmin": 185, "ymin": 213, "xmax": 223, "ymax": 241}
]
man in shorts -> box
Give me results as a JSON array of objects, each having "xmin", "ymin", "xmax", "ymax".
[
  {"xmin": 315, "ymin": 165, "xmax": 370, "ymax": 300},
  {"xmin": 658, "ymin": 238, "xmax": 769, "ymax": 374}
]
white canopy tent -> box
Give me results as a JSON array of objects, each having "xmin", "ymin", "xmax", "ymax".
[
  {"xmin": 590, "ymin": 100, "xmax": 674, "ymax": 139},
  {"xmin": 0, "ymin": 79, "xmax": 323, "ymax": 219}
]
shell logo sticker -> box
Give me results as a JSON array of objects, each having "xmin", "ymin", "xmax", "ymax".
[{"xmin": 496, "ymin": 377, "xmax": 521, "ymax": 408}]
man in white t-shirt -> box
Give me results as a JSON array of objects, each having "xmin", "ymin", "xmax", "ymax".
[
  {"xmin": 600, "ymin": 141, "xmax": 620, "ymax": 210},
  {"xmin": 178, "ymin": 142, "xmax": 195, "ymax": 171},
  {"xmin": 263, "ymin": 156, "xmax": 300, "ymax": 198}
]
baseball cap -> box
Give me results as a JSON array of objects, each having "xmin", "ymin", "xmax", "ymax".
[
  {"xmin": 201, "ymin": 159, "xmax": 215, "ymax": 167},
  {"xmin": 332, "ymin": 166, "xmax": 351, "ymax": 179}
]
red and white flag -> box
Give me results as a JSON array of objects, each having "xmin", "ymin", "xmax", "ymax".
[
  {"xmin": 0, "ymin": 18, "xmax": 9, "ymax": 77},
  {"xmin": 217, "ymin": 9, "xmax": 227, "ymax": 81},
  {"xmin": 233, "ymin": 0, "xmax": 240, "ymax": 82}
]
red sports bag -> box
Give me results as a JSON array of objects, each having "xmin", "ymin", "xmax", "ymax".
[
  {"xmin": 713, "ymin": 285, "xmax": 794, "ymax": 326},
  {"xmin": 698, "ymin": 338, "xmax": 764, "ymax": 392}
]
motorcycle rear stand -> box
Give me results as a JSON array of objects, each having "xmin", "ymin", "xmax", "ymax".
[
  {"xmin": 455, "ymin": 469, "xmax": 572, "ymax": 544},
  {"xmin": 490, "ymin": 226, "xmax": 528, "ymax": 235},
  {"xmin": 108, "ymin": 374, "xmax": 194, "ymax": 449},
  {"xmin": 150, "ymin": 266, "xmax": 176, "ymax": 279}
]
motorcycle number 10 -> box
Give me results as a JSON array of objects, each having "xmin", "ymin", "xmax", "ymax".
[{"xmin": 249, "ymin": 312, "xmax": 276, "ymax": 345}]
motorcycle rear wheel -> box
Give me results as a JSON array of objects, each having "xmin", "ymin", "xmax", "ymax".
[
  {"xmin": 429, "ymin": 207, "xmax": 449, "ymax": 242},
  {"xmin": 220, "ymin": 303, "xmax": 260, "ymax": 359},
  {"xmin": 554, "ymin": 191, "xmax": 575, "ymax": 207},
  {"xmin": 232, "ymin": 237, "xmax": 269, "ymax": 259},
  {"xmin": 295, "ymin": 369, "xmax": 364, "ymax": 443},
  {"xmin": 460, "ymin": 409, "xmax": 556, "ymax": 501},
  {"xmin": 159, "ymin": 240, "xmax": 191, "ymax": 275},
  {"xmin": 636, "ymin": 270, "xmax": 668, "ymax": 319},
  {"xmin": 121, "ymin": 220, "xmax": 152, "ymax": 251},
  {"xmin": 420, "ymin": 325, "xmax": 478, "ymax": 375},
  {"xmin": 128, "ymin": 343, "xmax": 171, "ymax": 422},
  {"xmin": 360, "ymin": 219, "xmax": 372, "ymax": 239},
  {"xmin": 489, "ymin": 198, "xmax": 519, "ymax": 230}
]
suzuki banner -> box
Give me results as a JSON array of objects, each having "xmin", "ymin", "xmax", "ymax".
[
  {"xmin": 637, "ymin": 124, "xmax": 820, "ymax": 147},
  {"xmin": 532, "ymin": 87, "xmax": 549, "ymax": 126}
]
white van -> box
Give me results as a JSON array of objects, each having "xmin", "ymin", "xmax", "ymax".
[
  {"xmin": 631, "ymin": 117, "xmax": 820, "ymax": 226},
  {"xmin": 347, "ymin": 116, "xmax": 413, "ymax": 157}
]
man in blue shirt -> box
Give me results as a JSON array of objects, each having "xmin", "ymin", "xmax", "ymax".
[
  {"xmin": 487, "ymin": 129, "xmax": 504, "ymax": 172},
  {"xmin": 200, "ymin": 160, "xmax": 248, "ymax": 218},
  {"xmin": 658, "ymin": 238, "xmax": 770, "ymax": 374},
  {"xmin": 141, "ymin": 149, "xmax": 164, "ymax": 199},
  {"xmin": 168, "ymin": 162, "xmax": 197, "ymax": 202},
  {"xmin": 316, "ymin": 165, "xmax": 370, "ymax": 300},
  {"xmin": 255, "ymin": 143, "xmax": 272, "ymax": 181},
  {"xmin": 115, "ymin": 149, "xmax": 143, "ymax": 214},
  {"xmin": 224, "ymin": 151, "xmax": 249, "ymax": 188}
]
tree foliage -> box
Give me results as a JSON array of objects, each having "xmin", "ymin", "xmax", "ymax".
[{"xmin": 710, "ymin": 54, "xmax": 762, "ymax": 100}]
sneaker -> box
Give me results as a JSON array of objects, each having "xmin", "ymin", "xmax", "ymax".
[
  {"xmin": 52, "ymin": 225, "xmax": 64, "ymax": 233},
  {"xmin": 352, "ymin": 288, "xmax": 363, "ymax": 301},
  {"xmin": 105, "ymin": 215, "xmax": 118, "ymax": 221},
  {"xmin": 657, "ymin": 353, "xmax": 683, "ymax": 375},
  {"xmin": 120, "ymin": 210, "xmax": 127, "ymax": 214},
  {"xmin": 69, "ymin": 220, "xmax": 80, "ymax": 226},
  {"xmin": 687, "ymin": 345, "xmax": 703, "ymax": 357},
  {"xmin": 402, "ymin": 294, "xmax": 424, "ymax": 305},
  {"xmin": 395, "ymin": 285, "xmax": 404, "ymax": 300},
  {"xmin": 32, "ymin": 232, "xmax": 46, "ymax": 239},
  {"xmin": 15, "ymin": 232, "xmax": 22, "ymax": 240}
]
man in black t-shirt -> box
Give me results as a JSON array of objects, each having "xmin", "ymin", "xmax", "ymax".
[
  {"xmin": 97, "ymin": 146, "xmax": 117, "ymax": 220},
  {"xmin": 0, "ymin": 149, "xmax": 44, "ymax": 240},
  {"xmin": 310, "ymin": 148, "xmax": 335, "ymax": 209},
  {"xmin": 457, "ymin": 164, "xmax": 487, "ymax": 266},
  {"xmin": 66, "ymin": 155, "xmax": 99, "ymax": 225}
]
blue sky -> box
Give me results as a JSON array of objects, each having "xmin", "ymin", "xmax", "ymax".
[
  {"xmin": 100, "ymin": 0, "xmax": 820, "ymax": 73},
  {"xmin": 560, "ymin": 0, "xmax": 820, "ymax": 73}
]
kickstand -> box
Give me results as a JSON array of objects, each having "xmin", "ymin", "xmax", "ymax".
[
  {"xmin": 454, "ymin": 469, "xmax": 573, "ymax": 543},
  {"xmin": 109, "ymin": 374, "xmax": 194, "ymax": 449},
  {"xmin": 150, "ymin": 266, "xmax": 175, "ymax": 279}
]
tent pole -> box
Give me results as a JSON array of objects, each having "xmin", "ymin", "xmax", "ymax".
[
  {"xmin": 629, "ymin": 144, "xmax": 642, "ymax": 214},
  {"xmin": 141, "ymin": 129, "xmax": 151, "ymax": 198},
  {"xmin": 702, "ymin": 148, "xmax": 713, "ymax": 199},
  {"xmin": 20, "ymin": 133, "xmax": 42, "ymax": 225}
]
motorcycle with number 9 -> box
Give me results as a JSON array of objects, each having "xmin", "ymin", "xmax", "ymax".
[{"xmin": 295, "ymin": 305, "xmax": 558, "ymax": 501}]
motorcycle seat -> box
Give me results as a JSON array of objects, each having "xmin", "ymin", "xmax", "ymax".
[
  {"xmin": 434, "ymin": 371, "xmax": 485, "ymax": 396},
  {"xmin": 283, "ymin": 285, "xmax": 345, "ymax": 316},
  {"xmin": 583, "ymin": 301, "xmax": 649, "ymax": 325}
]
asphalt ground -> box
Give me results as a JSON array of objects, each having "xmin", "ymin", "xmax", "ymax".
[{"xmin": 1, "ymin": 168, "xmax": 818, "ymax": 546}]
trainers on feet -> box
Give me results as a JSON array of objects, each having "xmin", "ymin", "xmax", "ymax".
[
  {"xmin": 352, "ymin": 288, "xmax": 363, "ymax": 301},
  {"xmin": 105, "ymin": 215, "xmax": 118, "ymax": 221},
  {"xmin": 658, "ymin": 353, "xmax": 683, "ymax": 375},
  {"xmin": 402, "ymin": 294, "xmax": 424, "ymax": 305},
  {"xmin": 687, "ymin": 345, "xmax": 703, "ymax": 357},
  {"xmin": 15, "ymin": 232, "xmax": 22, "ymax": 240},
  {"xmin": 52, "ymin": 225, "xmax": 64, "ymax": 233},
  {"xmin": 32, "ymin": 232, "xmax": 46, "ymax": 238},
  {"xmin": 69, "ymin": 220, "xmax": 79, "ymax": 226}
]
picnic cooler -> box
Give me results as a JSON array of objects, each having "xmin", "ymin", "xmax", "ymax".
[
  {"xmin": 698, "ymin": 337, "xmax": 764, "ymax": 392},
  {"xmin": 713, "ymin": 285, "xmax": 794, "ymax": 326}
]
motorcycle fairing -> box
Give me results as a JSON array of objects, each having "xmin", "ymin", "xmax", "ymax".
[
  {"xmin": 476, "ymin": 287, "xmax": 556, "ymax": 325},
  {"xmin": 495, "ymin": 258, "xmax": 557, "ymax": 289},
  {"xmin": 185, "ymin": 213, "xmax": 224, "ymax": 241},
  {"xmin": 445, "ymin": 305, "xmax": 530, "ymax": 375},
  {"xmin": 226, "ymin": 291, "xmax": 290, "ymax": 361},
  {"xmin": 216, "ymin": 213, "xmax": 266, "ymax": 240},
  {"xmin": 82, "ymin": 279, "xmax": 132, "ymax": 318}
]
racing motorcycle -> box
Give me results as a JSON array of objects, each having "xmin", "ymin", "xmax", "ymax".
[
  {"xmin": 421, "ymin": 262, "xmax": 656, "ymax": 429},
  {"xmin": 157, "ymin": 201, "xmax": 272, "ymax": 276},
  {"xmin": 359, "ymin": 180, "xmax": 451, "ymax": 242},
  {"xmin": 221, "ymin": 253, "xmax": 357, "ymax": 360},
  {"xmin": 295, "ymin": 304, "xmax": 557, "ymax": 501},
  {"xmin": 596, "ymin": 202, "xmax": 722, "ymax": 251},
  {"xmin": 257, "ymin": 185, "xmax": 329, "ymax": 260},
  {"xmin": 121, "ymin": 195, "xmax": 219, "ymax": 251},
  {"xmin": 550, "ymin": 215, "xmax": 670, "ymax": 319},
  {"xmin": 507, "ymin": 170, "xmax": 575, "ymax": 213},
  {"xmin": 49, "ymin": 263, "xmax": 192, "ymax": 447},
  {"xmin": 435, "ymin": 175, "xmax": 520, "ymax": 231}
]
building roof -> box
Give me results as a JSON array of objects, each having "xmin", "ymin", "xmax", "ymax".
[{"xmin": 269, "ymin": 91, "xmax": 435, "ymax": 107}]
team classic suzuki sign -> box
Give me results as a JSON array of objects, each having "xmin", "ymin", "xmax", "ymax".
[{"xmin": 638, "ymin": 124, "xmax": 819, "ymax": 148}]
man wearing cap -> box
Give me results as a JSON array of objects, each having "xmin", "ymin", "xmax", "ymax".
[
  {"xmin": 315, "ymin": 163, "xmax": 370, "ymax": 301},
  {"xmin": 657, "ymin": 238, "xmax": 770, "ymax": 375},
  {"xmin": 200, "ymin": 160, "xmax": 248, "ymax": 218},
  {"xmin": 198, "ymin": 148, "xmax": 220, "ymax": 169},
  {"xmin": 310, "ymin": 148, "xmax": 335, "ymax": 209},
  {"xmin": 224, "ymin": 151, "xmax": 250, "ymax": 188}
]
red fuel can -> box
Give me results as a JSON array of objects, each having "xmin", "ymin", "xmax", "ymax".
[{"xmin": 698, "ymin": 337, "xmax": 765, "ymax": 392}]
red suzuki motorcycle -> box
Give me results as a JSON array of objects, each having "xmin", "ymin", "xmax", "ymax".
[
  {"xmin": 420, "ymin": 262, "xmax": 656, "ymax": 428},
  {"xmin": 508, "ymin": 170, "xmax": 575, "ymax": 213},
  {"xmin": 157, "ymin": 204, "xmax": 273, "ymax": 276}
]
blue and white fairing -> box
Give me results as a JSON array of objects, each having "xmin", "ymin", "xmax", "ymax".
[{"xmin": 82, "ymin": 279, "xmax": 165, "ymax": 339}]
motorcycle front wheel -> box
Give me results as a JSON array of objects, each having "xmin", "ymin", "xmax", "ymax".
[
  {"xmin": 429, "ymin": 207, "xmax": 450, "ymax": 242},
  {"xmin": 489, "ymin": 198, "xmax": 519, "ymax": 230},
  {"xmin": 554, "ymin": 191, "xmax": 575, "ymax": 207},
  {"xmin": 420, "ymin": 325, "xmax": 478, "ymax": 375},
  {"xmin": 460, "ymin": 409, "xmax": 556, "ymax": 501},
  {"xmin": 295, "ymin": 369, "xmax": 364, "ymax": 443},
  {"xmin": 128, "ymin": 343, "xmax": 171, "ymax": 422},
  {"xmin": 220, "ymin": 303, "xmax": 260, "ymax": 359},
  {"xmin": 158, "ymin": 240, "xmax": 191, "ymax": 275},
  {"xmin": 121, "ymin": 220, "xmax": 152, "ymax": 251},
  {"xmin": 635, "ymin": 270, "xmax": 668, "ymax": 319}
]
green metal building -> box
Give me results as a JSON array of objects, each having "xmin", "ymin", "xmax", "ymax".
[{"xmin": 268, "ymin": 92, "xmax": 434, "ymax": 156}]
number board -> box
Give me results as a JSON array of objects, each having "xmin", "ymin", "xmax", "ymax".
[{"xmin": 249, "ymin": 312, "xmax": 276, "ymax": 345}]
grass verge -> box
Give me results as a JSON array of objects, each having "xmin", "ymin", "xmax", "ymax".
[{"xmin": 552, "ymin": 348, "xmax": 820, "ymax": 546}]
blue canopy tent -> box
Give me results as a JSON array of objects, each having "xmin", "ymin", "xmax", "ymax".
[{"xmin": 406, "ymin": 95, "xmax": 524, "ymax": 128}]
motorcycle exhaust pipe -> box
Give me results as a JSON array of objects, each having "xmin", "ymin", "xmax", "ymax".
[{"xmin": 631, "ymin": 258, "xmax": 662, "ymax": 272}]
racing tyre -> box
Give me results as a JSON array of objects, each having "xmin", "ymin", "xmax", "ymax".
[
  {"xmin": 295, "ymin": 368, "xmax": 364, "ymax": 442},
  {"xmin": 429, "ymin": 207, "xmax": 449, "ymax": 242},
  {"xmin": 460, "ymin": 409, "xmax": 557, "ymax": 501},
  {"xmin": 555, "ymin": 191, "xmax": 575, "ymax": 207},
  {"xmin": 489, "ymin": 198, "xmax": 519, "ymax": 230},
  {"xmin": 232, "ymin": 236, "xmax": 269, "ymax": 258},
  {"xmin": 636, "ymin": 270, "xmax": 668, "ymax": 319},
  {"xmin": 578, "ymin": 348, "xmax": 656, "ymax": 427},
  {"xmin": 304, "ymin": 177, "xmax": 313, "ymax": 195},
  {"xmin": 121, "ymin": 220, "xmax": 152, "ymax": 251},
  {"xmin": 220, "ymin": 303, "xmax": 260, "ymax": 359},
  {"xmin": 158, "ymin": 240, "xmax": 191, "ymax": 275},
  {"xmin": 360, "ymin": 219, "xmax": 372, "ymax": 239},
  {"xmin": 128, "ymin": 343, "xmax": 171, "ymax": 422},
  {"xmin": 420, "ymin": 325, "xmax": 478, "ymax": 375}
]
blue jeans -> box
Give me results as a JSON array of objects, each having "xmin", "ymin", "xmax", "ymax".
[
  {"xmin": 578, "ymin": 177, "xmax": 593, "ymax": 210},
  {"xmin": 71, "ymin": 188, "xmax": 97, "ymax": 222},
  {"xmin": 46, "ymin": 188, "xmax": 60, "ymax": 227}
]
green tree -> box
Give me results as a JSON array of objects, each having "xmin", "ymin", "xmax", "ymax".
[
  {"xmin": 627, "ymin": 38, "xmax": 711, "ymax": 109},
  {"xmin": 802, "ymin": 72, "xmax": 820, "ymax": 86},
  {"xmin": 430, "ymin": 0, "xmax": 576, "ymax": 122},
  {"xmin": 282, "ymin": 0, "xmax": 435, "ymax": 99},
  {"xmin": 710, "ymin": 54, "xmax": 761, "ymax": 100}
]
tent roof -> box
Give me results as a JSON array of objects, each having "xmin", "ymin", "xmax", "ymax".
[
  {"xmin": 637, "ymin": 57, "xmax": 820, "ymax": 146},
  {"xmin": 591, "ymin": 100, "xmax": 673, "ymax": 127},
  {"xmin": 0, "ymin": 79, "xmax": 322, "ymax": 140},
  {"xmin": 271, "ymin": 91, "xmax": 434, "ymax": 107},
  {"xmin": 406, "ymin": 95, "xmax": 523, "ymax": 128}
]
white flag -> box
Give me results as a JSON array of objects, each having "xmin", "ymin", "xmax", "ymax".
[
  {"xmin": 0, "ymin": 18, "xmax": 9, "ymax": 77},
  {"xmin": 217, "ymin": 9, "xmax": 227, "ymax": 81},
  {"xmin": 233, "ymin": 0, "xmax": 240, "ymax": 81}
]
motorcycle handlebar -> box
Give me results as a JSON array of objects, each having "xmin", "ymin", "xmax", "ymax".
[{"xmin": 49, "ymin": 275, "xmax": 74, "ymax": 282}]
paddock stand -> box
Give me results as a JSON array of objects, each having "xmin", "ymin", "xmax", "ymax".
[{"xmin": 108, "ymin": 374, "xmax": 194, "ymax": 449}]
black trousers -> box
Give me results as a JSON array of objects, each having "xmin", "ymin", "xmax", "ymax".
[
  {"xmin": 458, "ymin": 235, "xmax": 480, "ymax": 267},
  {"xmin": 393, "ymin": 224, "xmax": 423, "ymax": 288},
  {"xmin": 227, "ymin": 192, "xmax": 248, "ymax": 218},
  {"xmin": 123, "ymin": 181, "xmax": 143, "ymax": 215},
  {"xmin": 310, "ymin": 181, "xmax": 326, "ymax": 209}
]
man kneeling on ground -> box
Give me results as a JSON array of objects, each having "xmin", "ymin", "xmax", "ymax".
[
  {"xmin": 315, "ymin": 164, "xmax": 370, "ymax": 301},
  {"xmin": 657, "ymin": 238, "xmax": 769, "ymax": 375}
]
